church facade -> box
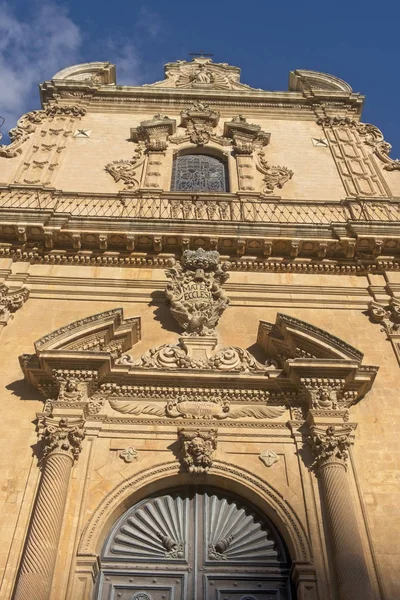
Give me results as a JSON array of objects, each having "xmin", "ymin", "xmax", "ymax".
[{"xmin": 0, "ymin": 56, "xmax": 400, "ymax": 600}]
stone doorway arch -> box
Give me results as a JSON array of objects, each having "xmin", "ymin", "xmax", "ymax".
[{"xmin": 95, "ymin": 485, "xmax": 295, "ymax": 600}]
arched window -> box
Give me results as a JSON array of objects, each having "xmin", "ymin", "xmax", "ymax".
[{"xmin": 171, "ymin": 153, "xmax": 228, "ymax": 192}]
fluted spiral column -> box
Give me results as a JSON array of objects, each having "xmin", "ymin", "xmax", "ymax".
[
  {"xmin": 310, "ymin": 425, "xmax": 374, "ymax": 600},
  {"xmin": 13, "ymin": 418, "xmax": 85, "ymax": 600}
]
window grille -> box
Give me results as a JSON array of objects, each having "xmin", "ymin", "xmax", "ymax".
[{"xmin": 171, "ymin": 154, "xmax": 228, "ymax": 192}]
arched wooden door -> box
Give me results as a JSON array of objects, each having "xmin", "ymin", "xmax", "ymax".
[{"xmin": 96, "ymin": 487, "xmax": 294, "ymax": 600}]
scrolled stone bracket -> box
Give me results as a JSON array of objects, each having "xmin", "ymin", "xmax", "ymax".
[
  {"xmin": 367, "ymin": 298, "xmax": 400, "ymax": 365},
  {"xmin": 0, "ymin": 283, "xmax": 29, "ymax": 328}
]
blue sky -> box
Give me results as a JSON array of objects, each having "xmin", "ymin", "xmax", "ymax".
[{"xmin": 1, "ymin": 0, "xmax": 399, "ymax": 156}]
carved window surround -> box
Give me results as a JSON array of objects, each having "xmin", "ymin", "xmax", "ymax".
[{"xmin": 106, "ymin": 106, "xmax": 293, "ymax": 196}]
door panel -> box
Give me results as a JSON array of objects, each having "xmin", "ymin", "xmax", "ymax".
[{"xmin": 97, "ymin": 488, "xmax": 293, "ymax": 600}]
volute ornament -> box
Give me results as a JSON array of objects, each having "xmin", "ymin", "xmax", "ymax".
[
  {"xmin": 178, "ymin": 428, "xmax": 217, "ymax": 474},
  {"xmin": 257, "ymin": 151, "xmax": 294, "ymax": 194},
  {"xmin": 41, "ymin": 417, "xmax": 85, "ymax": 461},
  {"xmin": 0, "ymin": 284, "xmax": 29, "ymax": 325},
  {"xmin": 165, "ymin": 248, "xmax": 230, "ymax": 336},
  {"xmin": 309, "ymin": 425, "xmax": 353, "ymax": 472},
  {"xmin": 105, "ymin": 143, "xmax": 146, "ymax": 190}
]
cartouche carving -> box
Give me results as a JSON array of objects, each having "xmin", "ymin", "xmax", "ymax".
[
  {"xmin": 170, "ymin": 101, "xmax": 220, "ymax": 146},
  {"xmin": 178, "ymin": 428, "xmax": 217, "ymax": 474},
  {"xmin": 165, "ymin": 248, "xmax": 230, "ymax": 336}
]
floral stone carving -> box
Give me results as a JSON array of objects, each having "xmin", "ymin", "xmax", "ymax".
[
  {"xmin": 165, "ymin": 248, "xmax": 230, "ymax": 336},
  {"xmin": 309, "ymin": 425, "xmax": 353, "ymax": 472},
  {"xmin": 41, "ymin": 417, "xmax": 85, "ymax": 461},
  {"xmin": 178, "ymin": 428, "xmax": 217, "ymax": 474}
]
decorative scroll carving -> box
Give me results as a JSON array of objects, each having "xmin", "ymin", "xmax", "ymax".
[
  {"xmin": 319, "ymin": 116, "xmax": 400, "ymax": 172},
  {"xmin": 256, "ymin": 151, "xmax": 293, "ymax": 194},
  {"xmin": 367, "ymin": 299, "xmax": 400, "ymax": 335},
  {"xmin": 178, "ymin": 428, "xmax": 217, "ymax": 474},
  {"xmin": 120, "ymin": 338, "xmax": 270, "ymax": 373},
  {"xmin": 105, "ymin": 143, "xmax": 146, "ymax": 189},
  {"xmin": 41, "ymin": 417, "xmax": 85, "ymax": 461},
  {"xmin": 109, "ymin": 397, "xmax": 285, "ymax": 420},
  {"xmin": 131, "ymin": 113, "xmax": 176, "ymax": 151},
  {"xmin": 367, "ymin": 299, "xmax": 400, "ymax": 366},
  {"xmin": 164, "ymin": 248, "xmax": 230, "ymax": 336},
  {"xmin": 309, "ymin": 425, "xmax": 352, "ymax": 472},
  {"xmin": 0, "ymin": 284, "xmax": 29, "ymax": 325}
]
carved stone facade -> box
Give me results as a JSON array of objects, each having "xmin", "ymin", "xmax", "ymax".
[{"xmin": 0, "ymin": 57, "xmax": 399, "ymax": 600}]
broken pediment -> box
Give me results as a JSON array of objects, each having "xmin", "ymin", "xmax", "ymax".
[{"xmin": 143, "ymin": 57, "xmax": 260, "ymax": 91}]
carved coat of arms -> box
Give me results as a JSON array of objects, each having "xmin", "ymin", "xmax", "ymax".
[{"xmin": 165, "ymin": 249, "xmax": 230, "ymax": 336}]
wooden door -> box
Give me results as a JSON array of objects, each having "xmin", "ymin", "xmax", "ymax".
[{"xmin": 97, "ymin": 487, "xmax": 294, "ymax": 600}]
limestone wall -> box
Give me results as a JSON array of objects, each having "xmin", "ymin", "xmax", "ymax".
[{"xmin": 0, "ymin": 258, "xmax": 399, "ymax": 599}]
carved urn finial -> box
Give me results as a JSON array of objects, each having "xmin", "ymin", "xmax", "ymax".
[{"xmin": 165, "ymin": 249, "xmax": 230, "ymax": 337}]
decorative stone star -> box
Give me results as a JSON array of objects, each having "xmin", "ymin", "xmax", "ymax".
[
  {"xmin": 74, "ymin": 129, "xmax": 91, "ymax": 138},
  {"xmin": 311, "ymin": 137, "xmax": 329, "ymax": 147}
]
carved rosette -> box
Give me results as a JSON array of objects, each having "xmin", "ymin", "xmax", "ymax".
[
  {"xmin": 309, "ymin": 425, "xmax": 352, "ymax": 472},
  {"xmin": 178, "ymin": 428, "xmax": 217, "ymax": 474},
  {"xmin": 164, "ymin": 248, "xmax": 230, "ymax": 336},
  {"xmin": 0, "ymin": 284, "xmax": 29, "ymax": 325},
  {"xmin": 41, "ymin": 417, "xmax": 85, "ymax": 462}
]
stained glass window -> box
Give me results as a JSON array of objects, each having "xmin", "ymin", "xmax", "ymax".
[{"xmin": 171, "ymin": 154, "xmax": 228, "ymax": 192}]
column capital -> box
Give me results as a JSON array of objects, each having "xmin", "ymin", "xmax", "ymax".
[
  {"xmin": 41, "ymin": 417, "xmax": 85, "ymax": 462},
  {"xmin": 308, "ymin": 424, "xmax": 353, "ymax": 472}
]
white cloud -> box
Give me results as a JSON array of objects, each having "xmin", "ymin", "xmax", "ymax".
[
  {"xmin": 0, "ymin": 2, "xmax": 81, "ymax": 140},
  {"xmin": 0, "ymin": 1, "xmax": 160, "ymax": 143}
]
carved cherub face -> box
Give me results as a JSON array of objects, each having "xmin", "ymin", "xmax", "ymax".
[{"xmin": 189, "ymin": 436, "xmax": 205, "ymax": 463}]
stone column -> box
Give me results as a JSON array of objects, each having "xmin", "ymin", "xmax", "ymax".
[
  {"xmin": 13, "ymin": 418, "xmax": 85, "ymax": 600},
  {"xmin": 309, "ymin": 424, "xmax": 374, "ymax": 600}
]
